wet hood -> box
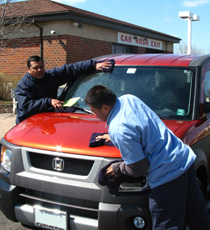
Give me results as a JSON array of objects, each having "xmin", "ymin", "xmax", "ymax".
[
  {"xmin": 4, "ymin": 113, "xmax": 195, "ymax": 157},
  {"xmin": 4, "ymin": 113, "xmax": 120, "ymax": 158}
]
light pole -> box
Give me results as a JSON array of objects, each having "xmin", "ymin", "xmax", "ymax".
[{"xmin": 179, "ymin": 11, "xmax": 200, "ymax": 55}]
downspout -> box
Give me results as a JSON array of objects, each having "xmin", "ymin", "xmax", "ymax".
[{"xmin": 33, "ymin": 20, "xmax": 43, "ymax": 59}]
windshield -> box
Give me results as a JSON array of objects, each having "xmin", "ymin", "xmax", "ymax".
[{"xmin": 62, "ymin": 66, "xmax": 194, "ymax": 120}]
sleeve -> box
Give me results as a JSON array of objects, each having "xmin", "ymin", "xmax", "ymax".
[
  {"xmin": 112, "ymin": 158, "xmax": 149, "ymax": 177},
  {"xmin": 48, "ymin": 59, "xmax": 96, "ymax": 86},
  {"xmin": 16, "ymin": 81, "xmax": 53, "ymax": 122}
]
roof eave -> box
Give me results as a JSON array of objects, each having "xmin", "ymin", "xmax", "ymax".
[{"xmin": 32, "ymin": 12, "xmax": 181, "ymax": 43}]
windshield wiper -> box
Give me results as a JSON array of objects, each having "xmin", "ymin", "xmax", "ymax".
[
  {"xmin": 74, "ymin": 106, "xmax": 94, "ymax": 115},
  {"xmin": 56, "ymin": 106, "xmax": 93, "ymax": 115},
  {"xmin": 157, "ymin": 114, "xmax": 169, "ymax": 119}
]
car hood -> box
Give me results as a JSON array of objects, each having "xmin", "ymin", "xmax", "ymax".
[
  {"xmin": 4, "ymin": 113, "xmax": 195, "ymax": 157},
  {"xmin": 4, "ymin": 113, "xmax": 120, "ymax": 158}
]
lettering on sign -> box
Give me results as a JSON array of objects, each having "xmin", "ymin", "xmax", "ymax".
[
  {"xmin": 135, "ymin": 38, "xmax": 149, "ymax": 46},
  {"xmin": 121, "ymin": 34, "xmax": 132, "ymax": 43},
  {"xmin": 151, "ymin": 41, "xmax": 161, "ymax": 48},
  {"xmin": 118, "ymin": 32, "xmax": 162, "ymax": 50}
]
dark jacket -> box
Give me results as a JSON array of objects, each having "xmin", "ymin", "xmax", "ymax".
[{"xmin": 16, "ymin": 60, "xmax": 96, "ymax": 124}]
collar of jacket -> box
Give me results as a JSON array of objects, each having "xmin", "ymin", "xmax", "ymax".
[{"xmin": 27, "ymin": 72, "xmax": 46, "ymax": 82}]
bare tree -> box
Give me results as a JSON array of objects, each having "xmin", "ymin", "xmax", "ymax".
[
  {"xmin": 0, "ymin": 0, "xmax": 35, "ymax": 53},
  {"xmin": 174, "ymin": 42, "xmax": 205, "ymax": 55}
]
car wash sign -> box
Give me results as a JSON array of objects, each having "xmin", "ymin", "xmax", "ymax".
[{"xmin": 118, "ymin": 32, "xmax": 162, "ymax": 50}]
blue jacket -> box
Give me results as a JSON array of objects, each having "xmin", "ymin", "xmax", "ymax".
[
  {"xmin": 16, "ymin": 60, "xmax": 96, "ymax": 124},
  {"xmin": 107, "ymin": 95, "xmax": 196, "ymax": 189}
]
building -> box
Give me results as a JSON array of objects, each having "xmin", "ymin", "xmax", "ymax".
[{"xmin": 0, "ymin": 0, "xmax": 181, "ymax": 77}]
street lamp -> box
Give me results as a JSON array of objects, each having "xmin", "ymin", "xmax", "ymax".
[{"xmin": 179, "ymin": 11, "xmax": 200, "ymax": 55}]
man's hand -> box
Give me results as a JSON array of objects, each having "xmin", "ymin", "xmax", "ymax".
[
  {"xmin": 51, "ymin": 99, "xmax": 64, "ymax": 109},
  {"xmin": 105, "ymin": 165, "xmax": 120, "ymax": 179},
  {"xmin": 96, "ymin": 133, "xmax": 111, "ymax": 143},
  {"xmin": 95, "ymin": 61, "xmax": 113, "ymax": 71}
]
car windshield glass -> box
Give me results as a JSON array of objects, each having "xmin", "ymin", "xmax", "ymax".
[{"xmin": 63, "ymin": 66, "xmax": 194, "ymax": 120}]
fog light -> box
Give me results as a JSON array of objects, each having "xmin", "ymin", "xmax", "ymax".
[{"xmin": 133, "ymin": 216, "xmax": 146, "ymax": 229}]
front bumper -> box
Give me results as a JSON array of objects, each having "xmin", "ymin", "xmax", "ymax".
[
  {"xmin": 0, "ymin": 179, "xmax": 20, "ymax": 222},
  {"xmin": 0, "ymin": 180, "xmax": 152, "ymax": 230}
]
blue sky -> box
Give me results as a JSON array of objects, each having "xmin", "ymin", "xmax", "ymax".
[{"xmin": 16, "ymin": 0, "xmax": 210, "ymax": 53}]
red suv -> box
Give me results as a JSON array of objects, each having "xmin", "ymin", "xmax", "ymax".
[{"xmin": 0, "ymin": 54, "xmax": 210, "ymax": 230}]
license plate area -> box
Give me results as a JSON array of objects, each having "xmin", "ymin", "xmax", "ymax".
[{"xmin": 34, "ymin": 206, "xmax": 67, "ymax": 230}]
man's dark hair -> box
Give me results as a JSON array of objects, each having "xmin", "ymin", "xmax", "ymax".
[
  {"xmin": 85, "ymin": 85, "xmax": 117, "ymax": 109},
  {"xmin": 27, "ymin": 55, "xmax": 43, "ymax": 68}
]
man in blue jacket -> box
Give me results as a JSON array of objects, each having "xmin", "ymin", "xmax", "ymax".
[
  {"xmin": 16, "ymin": 56, "xmax": 112, "ymax": 124},
  {"xmin": 85, "ymin": 85, "xmax": 210, "ymax": 230}
]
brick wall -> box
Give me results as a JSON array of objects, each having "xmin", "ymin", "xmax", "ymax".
[
  {"xmin": 65, "ymin": 36, "xmax": 112, "ymax": 63},
  {"xmin": 0, "ymin": 37, "xmax": 40, "ymax": 77},
  {"xmin": 0, "ymin": 35, "xmax": 113, "ymax": 77},
  {"xmin": 44, "ymin": 36, "xmax": 67, "ymax": 68},
  {"xmin": 1, "ymin": 35, "xmax": 162, "ymax": 78}
]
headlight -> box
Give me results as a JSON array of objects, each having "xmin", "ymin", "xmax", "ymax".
[{"xmin": 1, "ymin": 145, "xmax": 12, "ymax": 172}]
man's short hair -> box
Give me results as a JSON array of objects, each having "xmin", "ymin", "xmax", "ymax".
[
  {"xmin": 27, "ymin": 55, "xmax": 43, "ymax": 68},
  {"xmin": 85, "ymin": 85, "xmax": 117, "ymax": 109}
]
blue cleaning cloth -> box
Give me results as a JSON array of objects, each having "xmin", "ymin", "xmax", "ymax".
[{"xmin": 89, "ymin": 133, "xmax": 114, "ymax": 147}]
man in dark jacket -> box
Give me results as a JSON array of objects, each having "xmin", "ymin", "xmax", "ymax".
[{"xmin": 16, "ymin": 55, "xmax": 113, "ymax": 124}]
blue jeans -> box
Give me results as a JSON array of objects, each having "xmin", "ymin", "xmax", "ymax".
[{"xmin": 149, "ymin": 164, "xmax": 210, "ymax": 230}]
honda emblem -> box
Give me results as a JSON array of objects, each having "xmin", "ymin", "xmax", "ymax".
[{"xmin": 52, "ymin": 157, "xmax": 64, "ymax": 171}]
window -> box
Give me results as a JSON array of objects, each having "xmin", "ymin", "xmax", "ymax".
[
  {"xmin": 112, "ymin": 44, "xmax": 132, "ymax": 54},
  {"xmin": 204, "ymin": 70, "xmax": 210, "ymax": 102}
]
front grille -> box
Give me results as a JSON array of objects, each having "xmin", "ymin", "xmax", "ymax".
[
  {"xmin": 20, "ymin": 189, "xmax": 99, "ymax": 219},
  {"xmin": 28, "ymin": 152, "xmax": 94, "ymax": 175}
]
